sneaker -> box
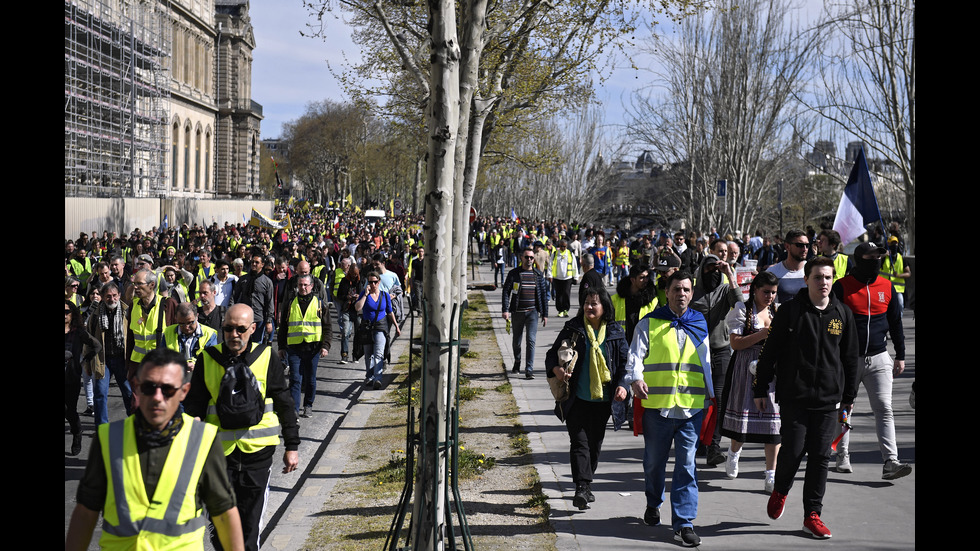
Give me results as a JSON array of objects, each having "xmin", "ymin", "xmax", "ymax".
[
  {"xmin": 882, "ymin": 460, "xmax": 912, "ymax": 480},
  {"xmin": 82, "ymin": 406, "xmax": 94, "ymax": 417},
  {"xmin": 585, "ymin": 482, "xmax": 595, "ymax": 503},
  {"xmin": 802, "ymin": 511, "xmax": 832, "ymax": 539},
  {"xmin": 725, "ymin": 449, "xmax": 740, "ymax": 479},
  {"xmin": 525, "ymin": 372, "xmax": 535, "ymax": 380},
  {"xmin": 573, "ymin": 483, "xmax": 589, "ymax": 510},
  {"xmin": 373, "ymin": 379, "xmax": 382, "ymax": 390},
  {"xmin": 706, "ymin": 445, "xmax": 726, "ymax": 467},
  {"xmin": 767, "ymin": 490, "xmax": 787, "ymax": 520},
  {"xmin": 835, "ymin": 452, "xmax": 852, "ymax": 473},
  {"xmin": 300, "ymin": 406, "xmax": 311, "ymax": 418},
  {"xmin": 643, "ymin": 506, "xmax": 660, "ymax": 526},
  {"xmin": 674, "ymin": 527, "xmax": 701, "ymax": 547},
  {"xmin": 764, "ymin": 470, "xmax": 775, "ymax": 494},
  {"xmin": 511, "ymin": 364, "xmax": 520, "ymax": 374}
]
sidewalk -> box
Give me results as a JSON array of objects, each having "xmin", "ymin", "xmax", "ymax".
[{"xmin": 477, "ymin": 261, "xmax": 915, "ymax": 550}]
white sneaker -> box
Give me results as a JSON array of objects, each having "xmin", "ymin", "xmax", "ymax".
[
  {"xmin": 725, "ymin": 449, "xmax": 740, "ymax": 479},
  {"xmin": 764, "ymin": 470, "xmax": 775, "ymax": 494},
  {"xmin": 836, "ymin": 452, "xmax": 852, "ymax": 473}
]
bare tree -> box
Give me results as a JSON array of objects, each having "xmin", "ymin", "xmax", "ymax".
[
  {"xmin": 812, "ymin": 0, "xmax": 914, "ymax": 252},
  {"xmin": 627, "ymin": 0, "xmax": 822, "ymax": 235},
  {"xmin": 477, "ymin": 104, "xmax": 620, "ymax": 222}
]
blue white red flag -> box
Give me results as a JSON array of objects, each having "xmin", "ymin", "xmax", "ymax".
[{"xmin": 833, "ymin": 148, "xmax": 883, "ymax": 245}]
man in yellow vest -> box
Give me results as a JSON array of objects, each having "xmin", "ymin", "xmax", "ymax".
[
  {"xmin": 882, "ymin": 235, "xmax": 910, "ymax": 311},
  {"xmin": 627, "ymin": 270, "xmax": 713, "ymax": 547},
  {"xmin": 278, "ymin": 274, "xmax": 331, "ymax": 418},
  {"xmin": 127, "ymin": 269, "xmax": 177, "ymax": 384},
  {"xmin": 183, "ymin": 304, "xmax": 300, "ymax": 551},
  {"xmin": 66, "ymin": 348, "xmax": 244, "ymax": 551},
  {"xmin": 164, "ymin": 302, "xmax": 218, "ymax": 372},
  {"xmin": 817, "ymin": 229, "xmax": 849, "ymax": 282}
]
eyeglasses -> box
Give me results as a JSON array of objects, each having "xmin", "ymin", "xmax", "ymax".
[
  {"xmin": 222, "ymin": 324, "xmax": 251, "ymax": 334},
  {"xmin": 139, "ymin": 381, "xmax": 182, "ymax": 398}
]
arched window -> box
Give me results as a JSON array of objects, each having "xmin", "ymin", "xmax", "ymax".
[
  {"xmin": 172, "ymin": 120, "xmax": 179, "ymax": 188},
  {"xmin": 184, "ymin": 123, "xmax": 191, "ymax": 190},
  {"xmin": 195, "ymin": 126, "xmax": 202, "ymax": 190},
  {"xmin": 205, "ymin": 128, "xmax": 212, "ymax": 191}
]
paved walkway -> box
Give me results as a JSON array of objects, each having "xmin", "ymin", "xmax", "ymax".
[{"xmin": 478, "ymin": 261, "xmax": 915, "ymax": 550}]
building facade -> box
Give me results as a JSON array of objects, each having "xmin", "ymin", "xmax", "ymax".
[{"xmin": 65, "ymin": 0, "xmax": 261, "ymax": 199}]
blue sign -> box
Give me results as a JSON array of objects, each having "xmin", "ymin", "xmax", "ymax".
[{"xmin": 717, "ymin": 179, "xmax": 727, "ymax": 197}]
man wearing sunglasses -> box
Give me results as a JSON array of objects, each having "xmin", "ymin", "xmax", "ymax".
[
  {"xmin": 184, "ymin": 303, "xmax": 299, "ymax": 551},
  {"xmin": 502, "ymin": 247, "xmax": 549, "ymax": 379},
  {"xmin": 67, "ymin": 348, "xmax": 245, "ymax": 551},
  {"xmin": 766, "ymin": 230, "xmax": 809, "ymax": 305}
]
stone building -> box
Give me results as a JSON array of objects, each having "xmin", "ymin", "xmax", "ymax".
[{"xmin": 65, "ymin": 0, "xmax": 262, "ymax": 199}]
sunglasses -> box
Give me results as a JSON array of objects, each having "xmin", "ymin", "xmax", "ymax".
[
  {"xmin": 139, "ymin": 381, "xmax": 182, "ymax": 398},
  {"xmin": 524, "ymin": 256, "xmax": 534, "ymax": 260},
  {"xmin": 222, "ymin": 324, "xmax": 252, "ymax": 334},
  {"xmin": 789, "ymin": 242, "xmax": 810, "ymax": 248},
  {"xmin": 368, "ymin": 280, "xmax": 380, "ymax": 284}
]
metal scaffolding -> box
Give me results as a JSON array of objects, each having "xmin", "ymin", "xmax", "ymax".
[{"xmin": 65, "ymin": 0, "xmax": 171, "ymax": 197}]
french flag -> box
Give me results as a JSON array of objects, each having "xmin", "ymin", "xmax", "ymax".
[{"xmin": 833, "ymin": 147, "xmax": 883, "ymax": 246}]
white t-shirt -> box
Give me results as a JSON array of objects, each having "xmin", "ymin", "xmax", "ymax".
[{"xmin": 766, "ymin": 261, "xmax": 806, "ymax": 305}]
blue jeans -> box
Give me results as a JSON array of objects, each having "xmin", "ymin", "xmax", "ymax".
[
  {"xmin": 511, "ymin": 309, "xmax": 538, "ymax": 375},
  {"xmin": 287, "ymin": 348, "xmax": 318, "ymax": 410},
  {"xmin": 643, "ymin": 409, "xmax": 704, "ymax": 531},
  {"xmin": 337, "ymin": 302, "xmax": 353, "ymax": 356},
  {"xmin": 364, "ymin": 329, "xmax": 387, "ymax": 382},
  {"xmin": 93, "ymin": 356, "xmax": 133, "ymax": 425}
]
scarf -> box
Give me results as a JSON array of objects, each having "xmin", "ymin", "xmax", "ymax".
[
  {"xmin": 99, "ymin": 301, "xmax": 126, "ymax": 350},
  {"xmin": 134, "ymin": 408, "xmax": 183, "ymax": 449},
  {"xmin": 585, "ymin": 322, "xmax": 611, "ymax": 400},
  {"xmin": 649, "ymin": 305, "xmax": 708, "ymax": 345}
]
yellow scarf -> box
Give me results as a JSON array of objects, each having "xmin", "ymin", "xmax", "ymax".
[{"xmin": 585, "ymin": 322, "xmax": 611, "ymax": 399}]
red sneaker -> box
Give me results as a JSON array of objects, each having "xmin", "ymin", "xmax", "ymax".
[
  {"xmin": 767, "ymin": 490, "xmax": 786, "ymax": 520},
  {"xmin": 803, "ymin": 511, "xmax": 832, "ymax": 539}
]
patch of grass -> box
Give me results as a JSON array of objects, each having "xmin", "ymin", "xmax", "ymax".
[
  {"xmin": 511, "ymin": 425, "xmax": 531, "ymax": 455},
  {"xmin": 456, "ymin": 443, "xmax": 496, "ymax": 479},
  {"xmin": 457, "ymin": 385, "xmax": 485, "ymax": 402},
  {"xmin": 525, "ymin": 469, "xmax": 551, "ymax": 523},
  {"xmin": 374, "ymin": 450, "xmax": 408, "ymax": 486},
  {"xmin": 462, "ymin": 350, "xmax": 479, "ymax": 358},
  {"xmin": 494, "ymin": 381, "xmax": 512, "ymax": 393}
]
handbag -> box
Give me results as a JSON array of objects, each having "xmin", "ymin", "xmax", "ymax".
[{"xmin": 548, "ymin": 332, "xmax": 579, "ymax": 402}]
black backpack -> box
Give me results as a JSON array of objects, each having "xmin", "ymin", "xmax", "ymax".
[{"xmin": 206, "ymin": 344, "xmax": 266, "ymax": 429}]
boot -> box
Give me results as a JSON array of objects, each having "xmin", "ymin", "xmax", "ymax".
[
  {"xmin": 573, "ymin": 482, "xmax": 589, "ymax": 510},
  {"xmin": 70, "ymin": 433, "xmax": 82, "ymax": 456}
]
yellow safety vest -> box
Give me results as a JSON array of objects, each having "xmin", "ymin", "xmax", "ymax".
[
  {"xmin": 640, "ymin": 318, "xmax": 708, "ymax": 410},
  {"xmin": 130, "ymin": 300, "xmax": 164, "ymax": 362},
  {"xmin": 332, "ymin": 267, "xmax": 346, "ymax": 299},
  {"xmin": 163, "ymin": 324, "xmax": 217, "ymax": 358},
  {"xmin": 824, "ymin": 253, "xmax": 848, "ymax": 282},
  {"xmin": 70, "ymin": 257, "xmax": 93, "ymax": 285},
  {"xmin": 98, "ymin": 414, "xmax": 216, "ymax": 551},
  {"xmin": 551, "ymin": 249, "xmax": 578, "ymax": 279},
  {"xmin": 610, "ymin": 293, "xmax": 658, "ymax": 331},
  {"xmin": 880, "ymin": 254, "xmax": 906, "ymax": 293},
  {"xmin": 286, "ymin": 296, "xmax": 322, "ymax": 346},
  {"xmin": 201, "ymin": 343, "xmax": 280, "ymax": 455}
]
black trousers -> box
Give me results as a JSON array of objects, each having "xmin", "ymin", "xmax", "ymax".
[
  {"xmin": 565, "ymin": 399, "xmax": 612, "ymax": 484},
  {"xmin": 553, "ymin": 278, "xmax": 573, "ymax": 313},
  {"xmin": 774, "ymin": 402, "xmax": 836, "ymax": 516},
  {"xmin": 212, "ymin": 460, "xmax": 273, "ymax": 551},
  {"xmin": 708, "ymin": 346, "xmax": 731, "ymax": 450}
]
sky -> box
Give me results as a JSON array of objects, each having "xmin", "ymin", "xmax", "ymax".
[{"xmin": 250, "ymin": 1, "xmax": 827, "ymax": 158}]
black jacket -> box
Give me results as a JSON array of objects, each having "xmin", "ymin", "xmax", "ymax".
[
  {"xmin": 754, "ymin": 288, "xmax": 859, "ymax": 411},
  {"xmin": 502, "ymin": 266, "xmax": 548, "ymax": 318},
  {"xmin": 545, "ymin": 318, "xmax": 629, "ymax": 420}
]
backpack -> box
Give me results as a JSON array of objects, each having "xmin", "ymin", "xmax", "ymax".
[{"xmin": 206, "ymin": 344, "xmax": 266, "ymax": 429}]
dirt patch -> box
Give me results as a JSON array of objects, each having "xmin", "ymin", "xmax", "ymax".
[{"xmin": 301, "ymin": 292, "xmax": 556, "ymax": 550}]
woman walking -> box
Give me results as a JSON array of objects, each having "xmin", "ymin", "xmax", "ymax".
[{"xmin": 545, "ymin": 287, "xmax": 629, "ymax": 510}]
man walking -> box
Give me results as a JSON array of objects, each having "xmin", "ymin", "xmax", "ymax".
[
  {"xmin": 551, "ymin": 239, "xmax": 578, "ymax": 317},
  {"xmin": 184, "ymin": 304, "xmax": 300, "ymax": 551},
  {"xmin": 627, "ymin": 270, "xmax": 713, "ymax": 547},
  {"xmin": 66, "ymin": 348, "xmax": 244, "ymax": 551},
  {"xmin": 502, "ymin": 247, "xmax": 548, "ymax": 379},
  {"xmin": 86, "ymin": 282, "xmax": 133, "ymax": 425},
  {"xmin": 279, "ymin": 274, "xmax": 331, "ymax": 418},
  {"xmin": 754, "ymin": 256, "xmax": 859, "ymax": 539},
  {"xmin": 831, "ymin": 242, "xmax": 912, "ymax": 479},
  {"xmin": 231, "ymin": 254, "xmax": 275, "ymax": 344}
]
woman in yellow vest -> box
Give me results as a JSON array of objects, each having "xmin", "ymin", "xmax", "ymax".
[{"xmin": 545, "ymin": 287, "xmax": 630, "ymax": 511}]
